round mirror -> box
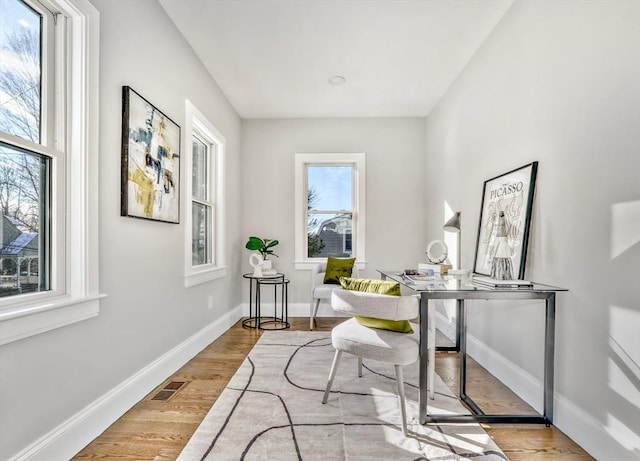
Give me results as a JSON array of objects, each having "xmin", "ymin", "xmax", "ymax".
[{"xmin": 426, "ymin": 240, "xmax": 448, "ymax": 264}]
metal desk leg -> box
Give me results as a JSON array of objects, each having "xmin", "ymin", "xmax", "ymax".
[
  {"xmin": 419, "ymin": 293, "xmax": 429, "ymax": 424},
  {"xmin": 459, "ymin": 300, "xmax": 467, "ymax": 398},
  {"xmin": 544, "ymin": 293, "xmax": 556, "ymax": 425},
  {"xmin": 456, "ymin": 299, "xmax": 463, "ymax": 351}
]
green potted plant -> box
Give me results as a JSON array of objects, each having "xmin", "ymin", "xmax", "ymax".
[
  {"xmin": 245, "ymin": 236, "xmax": 279, "ymax": 260},
  {"xmin": 246, "ymin": 236, "xmax": 279, "ymax": 277}
]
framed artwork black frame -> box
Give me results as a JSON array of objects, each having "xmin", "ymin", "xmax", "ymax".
[
  {"xmin": 473, "ymin": 161, "xmax": 538, "ymax": 279},
  {"xmin": 121, "ymin": 86, "xmax": 181, "ymax": 224}
]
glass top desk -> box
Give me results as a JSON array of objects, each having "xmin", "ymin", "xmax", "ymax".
[{"xmin": 378, "ymin": 270, "xmax": 567, "ymax": 425}]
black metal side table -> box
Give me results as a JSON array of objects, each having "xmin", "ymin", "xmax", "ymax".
[{"xmin": 242, "ymin": 273, "xmax": 290, "ymax": 330}]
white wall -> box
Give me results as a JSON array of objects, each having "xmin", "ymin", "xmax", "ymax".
[
  {"xmin": 241, "ymin": 117, "xmax": 427, "ymax": 308},
  {"xmin": 0, "ymin": 1, "xmax": 243, "ymax": 459},
  {"xmin": 424, "ymin": 1, "xmax": 640, "ymax": 459}
]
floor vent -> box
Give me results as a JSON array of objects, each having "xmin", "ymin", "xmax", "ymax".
[{"xmin": 151, "ymin": 381, "xmax": 187, "ymax": 401}]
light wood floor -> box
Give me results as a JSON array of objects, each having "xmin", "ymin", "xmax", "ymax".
[{"xmin": 73, "ymin": 318, "xmax": 594, "ymax": 460}]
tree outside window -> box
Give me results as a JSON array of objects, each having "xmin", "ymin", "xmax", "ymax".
[
  {"xmin": 0, "ymin": 0, "xmax": 50, "ymax": 297},
  {"xmin": 306, "ymin": 165, "xmax": 353, "ymax": 258},
  {"xmin": 306, "ymin": 186, "xmax": 325, "ymax": 257}
]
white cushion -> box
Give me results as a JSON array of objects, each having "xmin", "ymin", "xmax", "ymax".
[
  {"xmin": 310, "ymin": 263, "xmax": 359, "ymax": 301},
  {"xmin": 313, "ymin": 284, "xmax": 336, "ymax": 300},
  {"xmin": 331, "ymin": 318, "xmax": 419, "ymax": 366}
]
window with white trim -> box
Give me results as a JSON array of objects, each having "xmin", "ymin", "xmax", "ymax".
[
  {"xmin": 184, "ymin": 101, "xmax": 226, "ymax": 286},
  {"xmin": 0, "ymin": 0, "xmax": 54, "ymax": 299},
  {"xmin": 0, "ymin": 0, "xmax": 101, "ymax": 345},
  {"xmin": 191, "ymin": 135, "xmax": 213, "ymax": 266},
  {"xmin": 294, "ymin": 153, "xmax": 366, "ymax": 270}
]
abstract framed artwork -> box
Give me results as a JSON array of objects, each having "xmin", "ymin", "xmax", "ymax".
[
  {"xmin": 473, "ymin": 161, "xmax": 538, "ymax": 279},
  {"xmin": 121, "ymin": 86, "xmax": 181, "ymax": 223}
]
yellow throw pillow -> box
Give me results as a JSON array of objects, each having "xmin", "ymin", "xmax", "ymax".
[
  {"xmin": 339, "ymin": 277, "xmax": 413, "ymax": 334},
  {"xmin": 323, "ymin": 256, "xmax": 356, "ymax": 284},
  {"xmin": 353, "ymin": 316, "xmax": 414, "ymax": 334},
  {"xmin": 339, "ymin": 277, "xmax": 401, "ymax": 295}
]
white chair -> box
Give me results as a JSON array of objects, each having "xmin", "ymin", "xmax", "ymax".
[
  {"xmin": 309, "ymin": 262, "xmax": 359, "ymax": 330},
  {"xmin": 321, "ymin": 287, "xmax": 435, "ymax": 436}
]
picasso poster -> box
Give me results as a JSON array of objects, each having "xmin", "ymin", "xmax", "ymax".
[
  {"xmin": 473, "ymin": 162, "xmax": 538, "ymax": 279},
  {"xmin": 121, "ymin": 86, "xmax": 181, "ymax": 223}
]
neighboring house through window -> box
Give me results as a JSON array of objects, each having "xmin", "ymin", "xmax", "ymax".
[
  {"xmin": 294, "ymin": 153, "xmax": 366, "ymax": 270},
  {"xmin": 184, "ymin": 100, "xmax": 226, "ymax": 286},
  {"xmin": 0, "ymin": 0, "xmax": 100, "ymax": 345}
]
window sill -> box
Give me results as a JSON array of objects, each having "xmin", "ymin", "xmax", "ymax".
[
  {"xmin": 0, "ymin": 294, "xmax": 106, "ymax": 346},
  {"xmin": 294, "ymin": 260, "xmax": 367, "ymax": 271},
  {"xmin": 185, "ymin": 266, "xmax": 228, "ymax": 287}
]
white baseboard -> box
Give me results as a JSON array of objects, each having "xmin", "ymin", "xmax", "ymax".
[
  {"xmin": 554, "ymin": 391, "xmax": 639, "ymax": 460},
  {"xmin": 277, "ymin": 304, "xmax": 463, "ymax": 327},
  {"xmin": 466, "ymin": 334, "xmax": 542, "ymax": 412},
  {"xmin": 245, "ymin": 301, "xmax": 348, "ymax": 319},
  {"xmin": 263, "ymin": 303, "xmax": 460, "ymax": 323},
  {"xmin": 424, "ymin": 310, "xmax": 636, "ymax": 459},
  {"xmin": 467, "ymin": 334, "xmax": 637, "ymax": 460},
  {"xmin": 434, "ymin": 309, "xmax": 457, "ymax": 341},
  {"xmin": 9, "ymin": 304, "xmax": 244, "ymax": 461},
  {"xmin": 287, "ymin": 302, "xmax": 314, "ymax": 317}
]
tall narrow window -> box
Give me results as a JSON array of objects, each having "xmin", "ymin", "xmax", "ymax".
[
  {"xmin": 191, "ymin": 134, "xmax": 213, "ymax": 266},
  {"xmin": 0, "ymin": 0, "xmax": 101, "ymax": 345},
  {"xmin": 184, "ymin": 101, "xmax": 226, "ymax": 286},
  {"xmin": 0, "ymin": 0, "xmax": 52, "ymax": 299},
  {"xmin": 307, "ymin": 165, "xmax": 353, "ymax": 258},
  {"xmin": 295, "ymin": 153, "xmax": 366, "ymax": 270}
]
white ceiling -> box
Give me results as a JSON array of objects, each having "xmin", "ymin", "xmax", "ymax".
[{"xmin": 159, "ymin": 0, "xmax": 513, "ymax": 119}]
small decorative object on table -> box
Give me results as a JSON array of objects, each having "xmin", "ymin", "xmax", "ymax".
[
  {"xmin": 422, "ymin": 240, "xmax": 452, "ymax": 275},
  {"xmin": 402, "ymin": 269, "xmax": 444, "ymax": 288},
  {"xmin": 490, "ymin": 211, "xmax": 513, "ymax": 280},
  {"xmin": 246, "ymin": 236, "xmax": 279, "ymax": 277}
]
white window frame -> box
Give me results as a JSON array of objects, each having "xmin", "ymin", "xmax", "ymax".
[
  {"xmin": 294, "ymin": 153, "xmax": 366, "ymax": 270},
  {"xmin": 183, "ymin": 100, "xmax": 226, "ymax": 287},
  {"xmin": 0, "ymin": 0, "xmax": 102, "ymax": 346}
]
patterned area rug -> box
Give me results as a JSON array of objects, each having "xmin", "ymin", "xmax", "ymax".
[{"xmin": 178, "ymin": 330, "xmax": 508, "ymax": 460}]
